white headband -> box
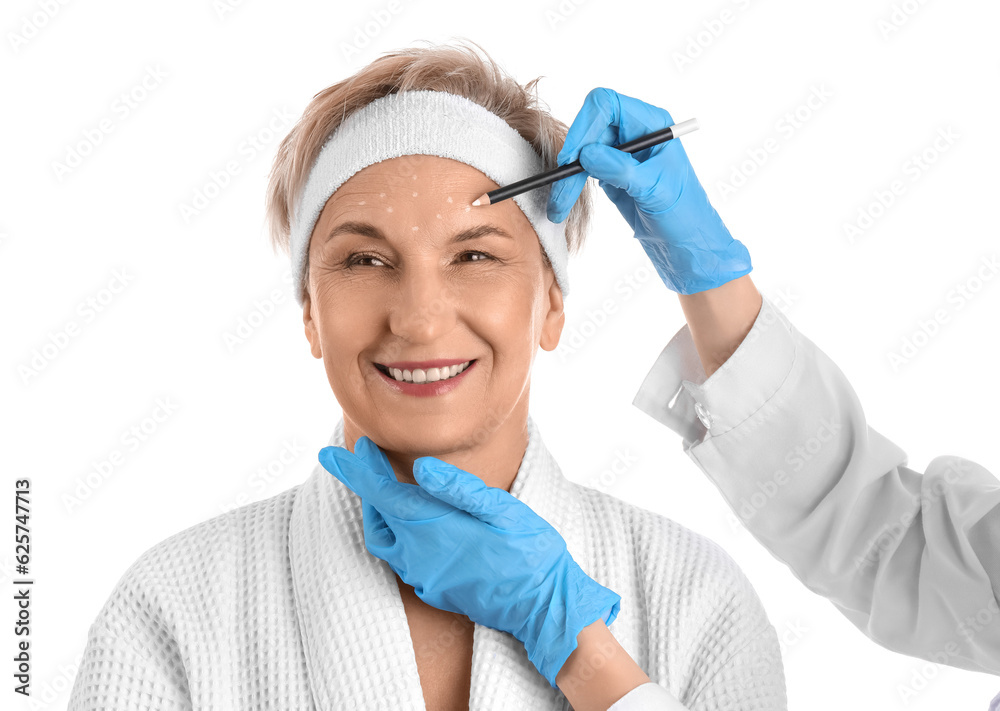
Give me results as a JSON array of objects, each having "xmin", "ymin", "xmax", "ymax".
[{"xmin": 289, "ymin": 89, "xmax": 570, "ymax": 306}]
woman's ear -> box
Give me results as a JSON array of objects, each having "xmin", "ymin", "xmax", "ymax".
[
  {"xmin": 302, "ymin": 291, "xmax": 323, "ymax": 360},
  {"xmin": 539, "ymin": 271, "xmax": 565, "ymax": 353}
]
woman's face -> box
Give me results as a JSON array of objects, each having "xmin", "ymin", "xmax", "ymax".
[{"xmin": 303, "ymin": 154, "xmax": 565, "ymax": 456}]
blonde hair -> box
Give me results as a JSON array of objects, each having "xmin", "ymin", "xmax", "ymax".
[{"xmin": 264, "ymin": 38, "xmax": 592, "ymax": 300}]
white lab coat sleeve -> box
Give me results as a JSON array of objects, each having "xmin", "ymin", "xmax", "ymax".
[
  {"xmin": 631, "ymin": 293, "xmax": 1000, "ymax": 676},
  {"xmin": 607, "ymin": 682, "xmax": 691, "ymax": 711},
  {"xmin": 68, "ymin": 619, "xmax": 192, "ymax": 711}
]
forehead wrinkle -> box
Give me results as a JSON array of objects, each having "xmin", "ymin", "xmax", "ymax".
[{"xmin": 322, "ymin": 197, "xmax": 470, "ymax": 234}]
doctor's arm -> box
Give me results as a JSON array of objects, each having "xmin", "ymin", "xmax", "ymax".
[{"xmin": 633, "ymin": 273, "xmax": 1000, "ymax": 675}]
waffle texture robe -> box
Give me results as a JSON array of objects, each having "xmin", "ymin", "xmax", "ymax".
[{"xmin": 68, "ymin": 414, "xmax": 787, "ymax": 709}]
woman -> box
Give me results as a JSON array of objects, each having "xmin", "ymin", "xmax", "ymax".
[{"xmin": 67, "ymin": 41, "xmax": 785, "ymax": 710}]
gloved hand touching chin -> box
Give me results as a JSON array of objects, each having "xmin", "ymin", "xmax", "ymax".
[
  {"xmin": 318, "ymin": 438, "xmax": 621, "ymax": 690},
  {"xmin": 548, "ymin": 86, "xmax": 752, "ymax": 295}
]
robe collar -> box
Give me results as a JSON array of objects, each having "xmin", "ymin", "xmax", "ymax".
[{"xmin": 288, "ymin": 413, "xmax": 586, "ymax": 709}]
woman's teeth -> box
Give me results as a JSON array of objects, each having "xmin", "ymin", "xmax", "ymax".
[{"xmin": 385, "ymin": 360, "xmax": 472, "ymax": 384}]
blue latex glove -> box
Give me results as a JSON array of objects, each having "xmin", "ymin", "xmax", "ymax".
[
  {"xmin": 547, "ymin": 87, "xmax": 752, "ymax": 295},
  {"xmin": 318, "ymin": 437, "xmax": 621, "ymax": 689}
]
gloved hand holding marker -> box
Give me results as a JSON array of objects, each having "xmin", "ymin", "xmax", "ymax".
[{"xmin": 473, "ymin": 86, "xmax": 753, "ymax": 295}]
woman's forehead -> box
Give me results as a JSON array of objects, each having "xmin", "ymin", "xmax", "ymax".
[
  {"xmin": 338, "ymin": 154, "xmax": 495, "ymax": 193},
  {"xmin": 306, "ymin": 152, "xmax": 548, "ymax": 279},
  {"xmin": 318, "ymin": 158, "xmax": 532, "ymax": 234}
]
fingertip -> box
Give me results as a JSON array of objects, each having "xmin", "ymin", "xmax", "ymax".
[
  {"xmin": 318, "ymin": 445, "xmax": 339, "ymax": 465},
  {"xmin": 547, "ymin": 191, "xmax": 568, "ymax": 223},
  {"xmin": 353, "ymin": 436, "xmax": 372, "ymax": 458},
  {"xmin": 413, "ymin": 457, "xmax": 445, "ymax": 487},
  {"xmin": 321, "ymin": 452, "xmax": 352, "ymax": 490}
]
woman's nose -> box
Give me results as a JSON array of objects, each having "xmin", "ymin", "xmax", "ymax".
[{"xmin": 387, "ymin": 267, "xmax": 459, "ymax": 343}]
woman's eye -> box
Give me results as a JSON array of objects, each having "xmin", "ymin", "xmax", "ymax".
[
  {"xmin": 344, "ymin": 253, "xmax": 385, "ymax": 268},
  {"xmin": 459, "ymin": 251, "xmax": 493, "ymax": 262},
  {"xmin": 344, "ymin": 251, "xmax": 494, "ymax": 268}
]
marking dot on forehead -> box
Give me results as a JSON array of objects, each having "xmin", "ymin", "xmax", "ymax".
[
  {"xmin": 358, "ymin": 200, "xmax": 365, "ymax": 205},
  {"xmin": 380, "ymin": 192, "xmax": 386, "ymax": 198},
  {"xmin": 436, "ymin": 214, "xmax": 441, "ymax": 219},
  {"xmin": 386, "ymin": 206, "xmax": 393, "ymax": 212},
  {"xmin": 446, "ymin": 196, "xmax": 453, "ymax": 203},
  {"xmin": 412, "ymin": 191, "xmax": 418, "ymax": 197},
  {"xmin": 412, "ymin": 226, "xmax": 419, "ymax": 231}
]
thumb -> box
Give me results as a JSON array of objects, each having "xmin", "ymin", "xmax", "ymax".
[
  {"xmin": 547, "ymin": 171, "xmax": 588, "ymax": 223},
  {"xmin": 578, "ymin": 142, "xmax": 656, "ymax": 200}
]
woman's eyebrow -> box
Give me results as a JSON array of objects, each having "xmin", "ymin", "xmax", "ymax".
[{"xmin": 323, "ymin": 220, "xmax": 513, "ymax": 245}]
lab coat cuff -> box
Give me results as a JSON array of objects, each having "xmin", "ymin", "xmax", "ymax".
[
  {"xmin": 606, "ymin": 682, "xmax": 690, "ymax": 710},
  {"xmin": 631, "ymin": 293, "xmax": 796, "ymax": 447}
]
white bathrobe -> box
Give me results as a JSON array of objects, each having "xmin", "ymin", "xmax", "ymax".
[{"xmin": 67, "ymin": 413, "xmax": 786, "ymax": 709}]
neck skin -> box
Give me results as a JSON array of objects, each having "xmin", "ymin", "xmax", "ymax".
[{"xmin": 340, "ymin": 394, "xmax": 531, "ymax": 494}]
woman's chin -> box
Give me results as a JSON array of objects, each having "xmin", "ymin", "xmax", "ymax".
[{"xmin": 373, "ymin": 426, "xmax": 485, "ymax": 455}]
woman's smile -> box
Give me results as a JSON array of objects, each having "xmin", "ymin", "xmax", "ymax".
[{"xmin": 371, "ymin": 358, "xmax": 478, "ymax": 397}]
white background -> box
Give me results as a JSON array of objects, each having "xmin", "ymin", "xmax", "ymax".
[{"xmin": 3, "ymin": 0, "xmax": 999, "ymax": 708}]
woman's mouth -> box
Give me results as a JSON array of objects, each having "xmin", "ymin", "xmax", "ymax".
[
  {"xmin": 374, "ymin": 360, "xmax": 474, "ymax": 384},
  {"xmin": 372, "ymin": 359, "xmax": 477, "ymax": 397}
]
